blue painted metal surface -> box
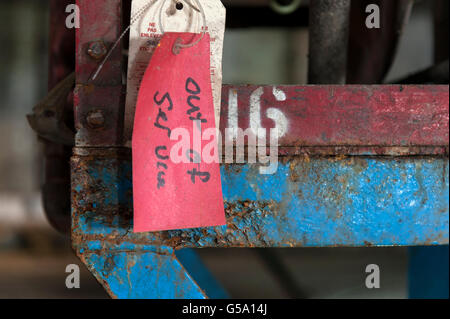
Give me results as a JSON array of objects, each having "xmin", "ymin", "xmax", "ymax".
[
  {"xmin": 78, "ymin": 246, "xmax": 227, "ymax": 299},
  {"xmin": 175, "ymin": 249, "xmax": 229, "ymax": 299},
  {"xmin": 71, "ymin": 154, "xmax": 449, "ymax": 298},
  {"xmin": 82, "ymin": 250, "xmax": 207, "ymax": 299},
  {"xmin": 408, "ymin": 245, "xmax": 449, "ymax": 299},
  {"xmin": 73, "ymin": 156, "xmax": 449, "ymax": 248}
]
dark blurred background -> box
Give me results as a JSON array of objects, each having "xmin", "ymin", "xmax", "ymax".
[{"xmin": 0, "ymin": 0, "xmax": 441, "ymax": 298}]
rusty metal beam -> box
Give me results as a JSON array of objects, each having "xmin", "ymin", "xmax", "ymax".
[
  {"xmin": 72, "ymin": 153, "xmax": 449, "ymax": 250},
  {"xmin": 72, "ymin": 84, "xmax": 449, "ymax": 252}
]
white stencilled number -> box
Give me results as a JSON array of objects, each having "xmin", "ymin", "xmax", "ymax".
[{"xmin": 228, "ymin": 86, "xmax": 288, "ymax": 140}]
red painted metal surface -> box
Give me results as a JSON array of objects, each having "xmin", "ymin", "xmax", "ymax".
[
  {"xmin": 75, "ymin": 0, "xmax": 122, "ymax": 84},
  {"xmin": 74, "ymin": 0, "xmax": 448, "ymax": 154},
  {"xmin": 75, "ymin": 0, "xmax": 124, "ymax": 147},
  {"xmin": 73, "ymin": 1, "xmax": 449, "ymax": 160},
  {"xmin": 49, "ymin": 0, "xmax": 75, "ymax": 87},
  {"xmin": 219, "ymin": 85, "xmax": 449, "ymax": 154}
]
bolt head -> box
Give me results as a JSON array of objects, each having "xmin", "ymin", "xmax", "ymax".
[
  {"xmin": 87, "ymin": 41, "xmax": 107, "ymax": 60},
  {"xmin": 86, "ymin": 110, "xmax": 105, "ymax": 128}
]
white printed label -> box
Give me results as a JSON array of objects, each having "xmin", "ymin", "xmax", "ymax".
[{"xmin": 124, "ymin": 0, "xmax": 226, "ymax": 145}]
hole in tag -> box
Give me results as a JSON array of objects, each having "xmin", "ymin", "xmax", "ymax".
[{"xmin": 176, "ymin": 2, "xmax": 184, "ymax": 10}]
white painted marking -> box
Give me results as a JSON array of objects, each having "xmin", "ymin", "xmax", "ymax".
[
  {"xmin": 272, "ymin": 86, "xmax": 287, "ymax": 101},
  {"xmin": 250, "ymin": 87, "xmax": 266, "ymax": 141},
  {"xmin": 267, "ymin": 108, "xmax": 288, "ymax": 139},
  {"xmin": 227, "ymin": 89, "xmax": 238, "ymax": 141}
]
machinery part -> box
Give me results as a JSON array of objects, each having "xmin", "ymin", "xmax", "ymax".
[
  {"xmin": 38, "ymin": 0, "xmax": 75, "ymax": 234},
  {"xmin": 72, "ymin": 153, "xmax": 448, "ymax": 298},
  {"xmin": 42, "ymin": 143, "xmax": 72, "ymax": 234},
  {"xmin": 71, "ymin": 0, "xmax": 449, "ymax": 299},
  {"xmin": 308, "ymin": 0, "xmax": 351, "ymax": 84},
  {"xmin": 75, "ymin": 0, "xmax": 125, "ymax": 147},
  {"xmin": 347, "ymin": 0, "xmax": 413, "ymax": 84},
  {"xmin": 87, "ymin": 41, "xmax": 109, "ymax": 60},
  {"xmin": 71, "ymin": 85, "xmax": 448, "ymax": 298},
  {"xmin": 72, "ymin": 151, "xmax": 449, "ymax": 250},
  {"xmin": 27, "ymin": 72, "xmax": 75, "ymax": 146},
  {"xmin": 81, "ymin": 249, "xmax": 208, "ymax": 299},
  {"xmin": 219, "ymin": 85, "xmax": 448, "ymax": 155}
]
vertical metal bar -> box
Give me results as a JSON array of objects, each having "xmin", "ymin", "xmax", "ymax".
[
  {"xmin": 75, "ymin": 0, "xmax": 124, "ymax": 147},
  {"xmin": 43, "ymin": 0, "xmax": 75, "ymax": 234},
  {"xmin": 308, "ymin": 0, "xmax": 351, "ymax": 84},
  {"xmin": 175, "ymin": 249, "xmax": 229, "ymax": 299}
]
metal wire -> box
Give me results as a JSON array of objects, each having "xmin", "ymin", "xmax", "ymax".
[
  {"xmin": 91, "ymin": 0, "xmax": 207, "ymax": 81},
  {"xmin": 90, "ymin": 0, "xmax": 159, "ymax": 82}
]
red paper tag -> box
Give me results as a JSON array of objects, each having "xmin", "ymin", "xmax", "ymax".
[{"xmin": 132, "ymin": 32, "xmax": 226, "ymax": 233}]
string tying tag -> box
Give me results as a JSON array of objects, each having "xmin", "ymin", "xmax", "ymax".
[
  {"xmin": 124, "ymin": 0, "xmax": 225, "ymax": 144},
  {"xmin": 158, "ymin": 0, "xmax": 207, "ymax": 55},
  {"xmin": 90, "ymin": 0, "xmax": 207, "ymax": 81}
]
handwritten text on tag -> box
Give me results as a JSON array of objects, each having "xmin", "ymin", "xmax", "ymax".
[{"xmin": 132, "ymin": 32, "xmax": 226, "ymax": 233}]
